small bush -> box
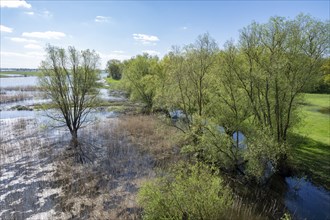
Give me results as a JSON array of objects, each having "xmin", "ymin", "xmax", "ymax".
[{"xmin": 138, "ymin": 162, "xmax": 233, "ymax": 220}]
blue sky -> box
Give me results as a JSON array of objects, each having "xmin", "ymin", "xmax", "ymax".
[{"xmin": 1, "ymin": 0, "xmax": 329, "ymax": 68}]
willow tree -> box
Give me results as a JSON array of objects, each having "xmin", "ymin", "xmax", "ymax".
[
  {"xmin": 162, "ymin": 33, "xmax": 219, "ymax": 129},
  {"xmin": 39, "ymin": 45, "xmax": 100, "ymax": 161},
  {"xmin": 237, "ymin": 14, "xmax": 328, "ymax": 143},
  {"xmin": 106, "ymin": 59, "xmax": 122, "ymax": 80},
  {"xmin": 216, "ymin": 14, "xmax": 329, "ymax": 176},
  {"xmin": 121, "ymin": 53, "xmax": 161, "ymax": 113}
]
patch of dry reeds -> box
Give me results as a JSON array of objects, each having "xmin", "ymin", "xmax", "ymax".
[
  {"xmin": 1, "ymin": 85, "xmax": 40, "ymax": 91},
  {"xmin": 0, "ymin": 93, "xmax": 33, "ymax": 104},
  {"xmin": 114, "ymin": 115, "xmax": 180, "ymax": 165},
  {"xmin": 53, "ymin": 116, "xmax": 177, "ymax": 219}
]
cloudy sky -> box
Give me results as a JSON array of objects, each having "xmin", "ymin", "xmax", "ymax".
[{"xmin": 0, "ymin": 0, "xmax": 329, "ymax": 69}]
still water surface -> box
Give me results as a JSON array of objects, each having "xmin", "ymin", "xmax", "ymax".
[{"xmin": 0, "ymin": 76, "xmax": 38, "ymax": 87}]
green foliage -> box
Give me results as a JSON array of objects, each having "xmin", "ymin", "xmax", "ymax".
[
  {"xmin": 235, "ymin": 14, "xmax": 328, "ymax": 143},
  {"xmin": 120, "ymin": 14, "xmax": 328, "ymax": 182},
  {"xmin": 105, "ymin": 77, "xmax": 122, "ymax": 90},
  {"xmin": 138, "ymin": 162, "xmax": 233, "ymax": 220},
  {"xmin": 244, "ymin": 128, "xmax": 288, "ymax": 179},
  {"xmin": 159, "ymin": 33, "xmax": 218, "ymax": 125},
  {"xmin": 181, "ymin": 121, "xmax": 240, "ymax": 171},
  {"xmin": 281, "ymin": 213, "xmax": 292, "ymax": 220},
  {"xmin": 121, "ymin": 53, "xmax": 161, "ymax": 113},
  {"xmin": 106, "ymin": 59, "xmax": 122, "ymax": 80},
  {"xmin": 310, "ymin": 58, "xmax": 330, "ymax": 93}
]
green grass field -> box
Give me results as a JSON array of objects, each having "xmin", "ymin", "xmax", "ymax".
[
  {"xmin": 290, "ymin": 93, "xmax": 330, "ymax": 189},
  {"xmin": 297, "ymin": 93, "xmax": 330, "ymax": 145},
  {"xmin": 0, "ymin": 71, "xmax": 41, "ymax": 77},
  {"xmin": 105, "ymin": 77, "xmax": 122, "ymax": 89}
]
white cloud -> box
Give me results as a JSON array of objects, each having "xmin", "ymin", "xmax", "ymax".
[
  {"xmin": 24, "ymin": 11, "xmax": 34, "ymax": 15},
  {"xmin": 24, "ymin": 10, "xmax": 52, "ymax": 18},
  {"xmin": 95, "ymin": 16, "xmax": 111, "ymax": 23},
  {"xmin": 182, "ymin": 26, "xmax": 188, "ymax": 30},
  {"xmin": 0, "ymin": 0, "xmax": 31, "ymax": 8},
  {"xmin": 24, "ymin": 44, "xmax": 42, "ymax": 50},
  {"xmin": 22, "ymin": 31, "xmax": 66, "ymax": 39},
  {"xmin": 142, "ymin": 50, "xmax": 160, "ymax": 56},
  {"xmin": 10, "ymin": 37, "xmax": 37, "ymax": 43},
  {"xmin": 0, "ymin": 25, "xmax": 13, "ymax": 33},
  {"xmin": 133, "ymin": 33, "xmax": 159, "ymax": 45}
]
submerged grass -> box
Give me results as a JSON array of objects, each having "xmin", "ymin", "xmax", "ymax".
[
  {"xmin": 52, "ymin": 115, "xmax": 179, "ymax": 219},
  {"xmin": 0, "ymin": 93, "xmax": 33, "ymax": 104}
]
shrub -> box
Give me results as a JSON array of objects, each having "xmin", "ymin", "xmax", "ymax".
[{"xmin": 138, "ymin": 162, "xmax": 233, "ymax": 220}]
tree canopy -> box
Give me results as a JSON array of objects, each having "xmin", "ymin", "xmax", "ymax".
[
  {"xmin": 39, "ymin": 45, "xmax": 100, "ymax": 162},
  {"xmin": 106, "ymin": 59, "xmax": 122, "ymax": 80},
  {"xmin": 121, "ymin": 14, "xmax": 329, "ymax": 180}
]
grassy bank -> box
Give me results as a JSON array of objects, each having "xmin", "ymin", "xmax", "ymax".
[
  {"xmin": 296, "ymin": 93, "xmax": 330, "ymax": 145},
  {"xmin": 290, "ymin": 93, "xmax": 330, "ymax": 189},
  {"xmin": 0, "ymin": 71, "xmax": 41, "ymax": 77},
  {"xmin": 105, "ymin": 77, "xmax": 122, "ymax": 89}
]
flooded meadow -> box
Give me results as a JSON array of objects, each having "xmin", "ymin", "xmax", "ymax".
[{"xmin": 0, "ymin": 74, "xmax": 329, "ymax": 220}]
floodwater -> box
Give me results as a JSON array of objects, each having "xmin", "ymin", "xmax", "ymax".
[
  {"xmin": 285, "ymin": 177, "xmax": 330, "ymax": 220},
  {"xmin": 0, "ymin": 117, "xmax": 154, "ymax": 219},
  {"xmin": 0, "ymin": 74, "xmax": 152, "ymax": 219},
  {"xmin": 0, "ymin": 72, "xmax": 124, "ymax": 119},
  {"xmin": 0, "ymin": 76, "xmax": 38, "ymax": 87}
]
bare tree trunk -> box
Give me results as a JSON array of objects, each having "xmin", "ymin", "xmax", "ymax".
[
  {"xmin": 70, "ymin": 129, "xmax": 84, "ymax": 163},
  {"xmin": 70, "ymin": 129, "xmax": 79, "ymax": 149}
]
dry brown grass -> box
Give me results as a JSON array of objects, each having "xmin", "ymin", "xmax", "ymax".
[
  {"xmin": 51, "ymin": 115, "xmax": 179, "ymax": 219},
  {"xmin": 0, "ymin": 115, "xmax": 180, "ymax": 219},
  {"xmin": 1, "ymin": 85, "xmax": 40, "ymax": 91},
  {"xmin": 12, "ymin": 118, "xmax": 28, "ymax": 131},
  {"xmin": 0, "ymin": 93, "xmax": 33, "ymax": 104},
  {"xmin": 114, "ymin": 115, "xmax": 181, "ymax": 166}
]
